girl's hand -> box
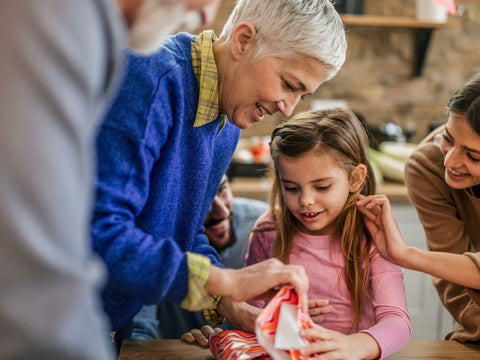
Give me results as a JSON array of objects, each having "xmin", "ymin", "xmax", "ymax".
[
  {"xmin": 308, "ymin": 299, "xmax": 332, "ymax": 324},
  {"xmin": 300, "ymin": 325, "xmax": 380, "ymax": 360},
  {"xmin": 356, "ymin": 194, "xmax": 408, "ymax": 266}
]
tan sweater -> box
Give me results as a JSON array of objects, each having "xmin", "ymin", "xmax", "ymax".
[{"xmin": 405, "ymin": 126, "xmax": 480, "ymax": 342}]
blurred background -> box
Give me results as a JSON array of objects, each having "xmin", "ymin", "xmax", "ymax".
[{"xmin": 206, "ymin": 0, "xmax": 480, "ymax": 143}]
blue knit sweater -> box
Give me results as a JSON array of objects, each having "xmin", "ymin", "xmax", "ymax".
[{"xmin": 92, "ymin": 33, "xmax": 240, "ymax": 330}]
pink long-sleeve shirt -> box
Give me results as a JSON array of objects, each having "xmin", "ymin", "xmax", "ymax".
[{"xmin": 245, "ymin": 212, "xmax": 411, "ymax": 359}]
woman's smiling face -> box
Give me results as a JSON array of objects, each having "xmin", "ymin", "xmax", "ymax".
[
  {"xmin": 439, "ymin": 112, "xmax": 480, "ymax": 189},
  {"xmin": 221, "ymin": 54, "xmax": 329, "ymax": 130}
]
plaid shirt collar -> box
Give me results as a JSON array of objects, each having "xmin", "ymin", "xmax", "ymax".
[{"xmin": 191, "ymin": 30, "xmax": 226, "ymax": 133}]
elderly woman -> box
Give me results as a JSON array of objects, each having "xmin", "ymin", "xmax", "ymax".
[
  {"xmin": 91, "ymin": 0, "xmax": 347, "ymax": 345},
  {"xmin": 356, "ymin": 72, "xmax": 480, "ymax": 344}
]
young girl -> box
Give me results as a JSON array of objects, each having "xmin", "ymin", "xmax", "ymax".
[{"xmin": 246, "ymin": 108, "xmax": 411, "ymax": 360}]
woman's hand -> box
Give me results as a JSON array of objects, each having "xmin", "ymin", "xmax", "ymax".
[
  {"xmin": 308, "ymin": 298, "xmax": 332, "ymax": 324},
  {"xmin": 180, "ymin": 325, "xmax": 222, "ymax": 347},
  {"xmin": 206, "ymin": 258, "xmax": 309, "ymax": 309},
  {"xmin": 300, "ymin": 325, "xmax": 380, "ymax": 360},
  {"xmin": 356, "ymin": 194, "xmax": 409, "ymax": 266}
]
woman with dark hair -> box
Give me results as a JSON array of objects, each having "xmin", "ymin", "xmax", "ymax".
[{"xmin": 357, "ymin": 72, "xmax": 480, "ymax": 343}]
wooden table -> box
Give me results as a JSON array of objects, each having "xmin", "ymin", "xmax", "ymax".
[
  {"xmin": 385, "ymin": 340, "xmax": 480, "ymax": 359},
  {"xmin": 118, "ymin": 339, "xmax": 480, "ymax": 359},
  {"xmin": 118, "ymin": 339, "xmax": 213, "ymax": 360}
]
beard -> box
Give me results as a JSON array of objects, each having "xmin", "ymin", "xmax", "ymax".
[
  {"xmin": 210, "ymin": 222, "xmax": 236, "ymax": 253},
  {"xmin": 127, "ymin": 0, "xmax": 203, "ymax": 55},
  {"xmin": 204, "ymin": 212, "xmax": 233, "ymax": 229}
]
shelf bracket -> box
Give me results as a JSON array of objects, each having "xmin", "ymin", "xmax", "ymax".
[{"xmin": 414, "ymin": 27, "xmax": 433, "ymax": 77}]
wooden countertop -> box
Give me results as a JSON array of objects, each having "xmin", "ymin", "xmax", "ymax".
[
  {"xmin": 119, "ymin": 339, "xmax": 213, "ymax": 360},
  {"xmin": 230, "ymin": 177, "xmax": 409, "ymax": 203},
  {"xmin": 118, "ymin": 339, "xmax": 480, "ymax": 360}
]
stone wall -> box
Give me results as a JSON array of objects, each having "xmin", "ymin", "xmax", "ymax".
[{"xmin": 206, "ymin": 0, "xmax": 480, "ymax": 143}]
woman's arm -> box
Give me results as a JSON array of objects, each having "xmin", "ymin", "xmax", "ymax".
[
  {"xmin": 357, "ymin": 194, "xmax": 480, "ymax": 289},
  {"xmin": 400, "ymin": 247, "xmax": 480, "ymax": 289}
]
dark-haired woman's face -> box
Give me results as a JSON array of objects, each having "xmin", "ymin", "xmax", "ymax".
[{"xmin": 439, "ymin": 113, "xmax": 480, "ymax": 189}]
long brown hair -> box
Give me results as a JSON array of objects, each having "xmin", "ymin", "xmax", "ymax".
[{"xmin": 266, "ymin": 108, "xmax": 376, "ymax": 331}]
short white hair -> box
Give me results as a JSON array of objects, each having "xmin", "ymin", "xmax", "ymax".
[{"xmin": 220, "ymin": 0, "xmax": 346, "ymax": 80}]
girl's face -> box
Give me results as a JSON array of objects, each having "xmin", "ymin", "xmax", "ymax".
[
  {"xmin": 439, "ymin": 113, "xmax": 480, "ymax": 189},
  {"xmin": 277, "ymin": 150, "xmax": 356, "ymax": 236}
]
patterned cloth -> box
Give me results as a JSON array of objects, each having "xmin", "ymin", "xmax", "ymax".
[
  {"xmin": 203, "ymin": 295, "xmax": 225, "ymax": 326},
  {"xmin": 175, "ymin": 30, "xmax": 229, "ymax": 312},
  {"xmin": 256, "ymin": 286, "xmax": 314, "ymax": 360},
  {"xmin": 208, "ymin": 286, "xmax": 314, "ymax": 360},
  {"xmin": 191, "ymin": 30, "xmax": 226, "ymax": 132},
  {"xmin": 190, "ymin": 29, "xmax": 228, "ymax": 325},
  {"xmin": 209, "ymin": 330, "xmax": 271, "ymax": 360},
  {"xmin": 181, "ymin": 252, "xmax": 213, "ymax": 311}
]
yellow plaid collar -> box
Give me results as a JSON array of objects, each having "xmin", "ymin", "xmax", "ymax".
[{"xmin": 191, "ymin": 30, "xmax": 226, "ymax": 132}]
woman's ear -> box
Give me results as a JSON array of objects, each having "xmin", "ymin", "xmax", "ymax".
[
  {"xmin": 349, "ymin": 164, "xmax": 367, "ymax": 193},
  {"xmin": 230, "ymin": 22, "xmax": 256, "ymax": 61}
]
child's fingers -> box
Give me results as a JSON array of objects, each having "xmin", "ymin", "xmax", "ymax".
[
  {"xmin": 308, "ymin": 298, "xmax": 329, "ymax": 307},
  {"xmin": 300, "ymin": 325, "xmax": 332, "ymax": 342}
]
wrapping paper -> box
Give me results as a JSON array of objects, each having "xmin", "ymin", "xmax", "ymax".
[
  {"xmin": 209, "ymin": 286, "xmax": 314, "ymax": 360},
  {"xmin": 255, "ymin": 285, "xmax": 315, "ymax": 360},
  {"xmin": 209, "ymin": 330, "xmax": 271, "ymax": 359}
]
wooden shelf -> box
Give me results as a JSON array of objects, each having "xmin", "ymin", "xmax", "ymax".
[
  {"xmin": 340, "ymin": 14, "xmax": 460, "ymax": 28},
  {"xmin": 339, "ymin": 14, "xmax": 460, "ymax": 77}
]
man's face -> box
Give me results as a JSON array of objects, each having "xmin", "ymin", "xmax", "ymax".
[{"xmin": 204, "ymin": 176, "xmax": 233, "ymax": 251}]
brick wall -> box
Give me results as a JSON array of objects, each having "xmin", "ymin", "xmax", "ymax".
[{"xmin": 205, "ymin": 0, "xmax": 480, "ymax": 143}]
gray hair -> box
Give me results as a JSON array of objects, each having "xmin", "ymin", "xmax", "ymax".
[{"xmin": 219, "ymin": 0, "xmax": 347, "ymax": 80}]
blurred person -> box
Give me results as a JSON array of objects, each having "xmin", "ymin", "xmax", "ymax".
[
  {"xmin": 0, "ymin": 0, "xmax": 221, "ymax": 359},
  {"xmin": 91, "ymin": 0, "xmax": 347, "ymax": 348},
  {"xmin": 125, "ymin": 0, "xmax": 223, "ymax": 54}
]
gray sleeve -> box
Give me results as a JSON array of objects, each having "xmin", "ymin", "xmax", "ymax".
[
  {"xmin": 131, "ymin": 305, "xmax": 160, "ymax": 340},
  {"xmin": 0, "ymin": 1, "xmax": 123, "ymax": 359}
]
